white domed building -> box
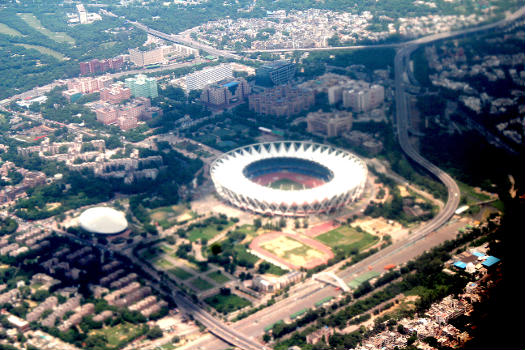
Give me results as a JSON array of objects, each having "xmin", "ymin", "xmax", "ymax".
[{"xmin": 78, "ymin": 207, "xmax": 128, "ymax": 235}]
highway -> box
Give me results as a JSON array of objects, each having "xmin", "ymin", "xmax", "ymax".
[{"xmin": 126, "ymin": 20, "xmax": 243, "ymax": 60}]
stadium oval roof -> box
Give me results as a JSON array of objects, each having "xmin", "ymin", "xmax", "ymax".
[
  {"xmin": 78, "ymin": 207, "xmax": 128, "ymax": 235},
  {"xmin": 210, "ymin": 141, "xmax": 368, "ymax": 216}
]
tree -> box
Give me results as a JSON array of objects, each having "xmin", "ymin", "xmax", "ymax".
[{"xmin": 147, "ymin": 326, "xmax": 163, "ymax": 340}]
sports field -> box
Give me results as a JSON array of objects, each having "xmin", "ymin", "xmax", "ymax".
[
  {"xmin": 253, "ymin": 171, "xmax": 325, "ymax": 190},
  {"xmin": 17, "ymin": 13, "xmax": 75, "ymax": 44},
  {"xmin": 250, "ymin": 232, "xmax": 334, "ymax": 269},
  {"xmin": 316, "ymin": 225, "xmax": 378, "ymax": 255},
  {"xmin": 270, "ymin": 178, "xmax": 305, "ymax": 190}
]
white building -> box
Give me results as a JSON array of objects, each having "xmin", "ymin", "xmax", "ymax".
[
  {"xmin": 343, "ymin": 84, "xmax": 384, "ymax": 112},
  {"xmin": 185, "ymin": 64, "xmax": 233, "ymax": 91},
  {"xmin": 77, "ymin": 4, "xmax": 88, "ymax": 24}
]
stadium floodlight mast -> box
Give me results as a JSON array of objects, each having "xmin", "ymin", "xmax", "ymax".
[{"xmin": 210, "ymin": 141, "xmax": 368, "ymax": 216}]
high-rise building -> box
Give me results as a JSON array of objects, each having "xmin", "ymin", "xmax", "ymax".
[
  {"xmin": 80, "ymin": 57, "xmax": 124, "ymax": 75},
  {"xmin": 125, "ymin": 74, "xmax": 158, "ymax": 98},
  {"xmin": 342, "ymin": 85, "xmax": 384, "ymax": 112},
  {"xmin": 185, "ymin": 64, "xmax": 233, "ymax": 91},
  {"xmin": 255, "ymin": 61, "xmax": 296, "ymax": 86},
  {"xmin": 77, "ymin": 4, "xmax": 88, "ymax": 24},
  {"xmin": 200, "ymin": 78, "xmax": 251, "ymax": 107},
  {"xmin": 306, "ymin": 110, "xmax": 353, "ymax": 137}
]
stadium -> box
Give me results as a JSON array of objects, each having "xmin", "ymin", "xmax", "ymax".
[{"xmin": 210, "ymin": 141, "xmax": 368, "ymax": 216}]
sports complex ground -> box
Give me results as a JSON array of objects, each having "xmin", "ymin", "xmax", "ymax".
[
  {"xmin": 252, "ymin": 171, "xmax": 325, "ymax": 190},
  {"xmin": 249, "ymin": 223, "xmax": 379, "ymax": 270},
  {"xmin": 249, "ymin": 232, "xmax": 334, "ymax": 270}
]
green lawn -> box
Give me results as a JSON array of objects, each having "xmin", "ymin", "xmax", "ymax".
[
  {"xmin": 170, "ymin": 267, "xmax": 194, "ymax": 280},
  {"xmin": 347, "ymin": 271, "xmax": 381, "ymax": 289},
  {"xmin": 266, "ymin": 264, "xmax": 287, "ymax": 276},
  {"xmin": 205, "ymin": 293, "xmax": 251, "ymax": 314},
  {"xmin": 190, "ymin": 277, "xmax": 214, "ymax": 291},
  {"xmin": 207, "ymin": 270, "xmax": 230, "ymax": 284},
  {"xmin": 0, "ymin": 23, "xmax": 23, "ymax": 36},
  {"xmin": 139, "ymin": 246, "xmax": 163, "ymax": 261},
  {"xmin": 270, "ymin": 178, "xmax": 304, "ymax": 190},
  {"xmin": 17, "ymin": 13, "xmax": 75, "ymax": 44},
  {"xmin": 150, "ymin": 204, "xmax": 196, "ymax": 229},
  {"xmin": 153, "ymin": 257, "xmax": 173, "ymax": 270},
  {"xmin": 92, "ymin": 322, "xmax": 143, "ymax": 348},
  {"xmin": 15, "ymin": 43, "xmax": 66, "ymax": 60},
  {"xmin": 457, "ymin": 181, "xmax": 492, "ymax": 205},
  {"xmin": 317, "ymin": 226, "xmax": 379, "ymax": 255},
  {"xmin": 159, "ymin": 244, "xmax": 174, "ymax": 253},
  {"xmin": 233, "ymin": 245, "xmax": 259, "ymax": 266},
  {"xmin": 234, "ymin": 224, "xmax": 258, "ymax": 237},
  {"xmin": 187, "ymin": 221, "xmax": 234, "ymax": 242}
]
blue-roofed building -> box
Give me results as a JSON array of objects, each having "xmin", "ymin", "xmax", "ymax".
[
  {"xmin": 454, "ymin": 261, "xmax": 467, "ymax": 269},
  {"xmin": 482, "ymin": 256, "xmax": 500, "ymax": 267},
  {"xmin": 472, "ymin": 251, "xmax": 486, "ymax": 258},
  {"xmin": 200, "ymin": 77, "xmax": 251, "ymax": 107}
]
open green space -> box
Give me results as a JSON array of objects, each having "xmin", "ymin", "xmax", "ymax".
[
  {"xmin": 265, "ymin": 263, "xmax": 287, "ymax": 276},
  {"xmin": 315, "ymin": 296, "xmax": 333, "ymax": 307},
  {"xmin": 317, "ymin": 225, "xmax": 379, "ymax": 255},
  {"xmin": 150, "ymin": 204, "xmax": 195, "ymax": 229},
  {"xmin": 139, "ymin": 246, "xmax": 162, "ymax": 261},
  {"xmin": 17, "ymin": 13, "xmax": 75, "ymax": 44},
  {"xmin": 91, "ymin": 322, "xmax": 143, "ymax": 348},
  {"xmin": 169, "ymin": 267, "xmax": 194, "ymax": 280},
  {"xmin": 207, "ymin": 270, "xmax": 230, "ymax": 284},
  {"xmin": 153, "ymin": 257, "xmax": 173, "ymax": 270},
  {"xmin": 190, "ymin": 277, "xmax": 214, "ymax": 291},
  {"xmin": 347, "ymin": 271, "xmax": 381, "ymax": 289},
  {"xmin": 186, "ymin": 220, "xmax": 234, "ymax": 242},
  {"xmin": 101, "ymin": 41, "xmax": 117, "ymax": 49},
  {"xmin": 233, "ymin": 245, "xmax": 259, "ymax": 265},
  {"xmin": 234, "ymin": 224, "xmax": 258, "ymax": 237},
  {"xmin": 457, "ymin": 181, "xmax": 492, "ymax": 205},
  {"xmin": 264, "ymin": 320, "xmax": 283, "ymax": 332},
  {"xmin": 15, "ymin": 43, "xmax": 66, "ymax": 60},
  {"xmin": 205, "ymin": 293, "xmax": 251, "ymax": 314},
  {"xmin": 159, "ymin": 244, "xmax": 174, "ymax": 253},
  {"xmin": 0, "ymin": 23, "xmax": 23, "ymax": 36},
  {"xmin": 290, "ymin": 308, "xmax": 309, "ymax": 320},
  {"xmin": 270, "ymin": 178, "xmax": 305, "ymax": 190}
]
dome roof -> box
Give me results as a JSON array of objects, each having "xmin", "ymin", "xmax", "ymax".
[{"xmin": 78, "ymin": 207, "xmax": 128, "ymax": 235}]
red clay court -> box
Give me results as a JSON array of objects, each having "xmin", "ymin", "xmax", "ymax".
[{"xmin": 252, "ymin": 171, "xmax": 325, "ymax": 189}]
